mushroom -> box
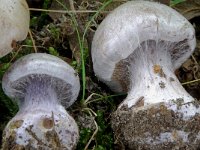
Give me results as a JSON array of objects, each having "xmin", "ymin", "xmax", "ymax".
[
  {"xmin": 1, "ymin": 53, "xmax": 80, "ymax": 149},
  {"xmin": 0, "ymin": 0, "xmax": 30, "ymax": 57},
  {"xmin": 92, "ymin": 1, "xmax": 200, "ymax": 149}
]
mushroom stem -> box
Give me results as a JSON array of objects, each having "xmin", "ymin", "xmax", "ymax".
[
  {"xmin": 21, "ymin": 79, "xmax": 59, "ymax": 113},
  {"xmin": 2, "ymin": 76, "xmax": 79, "ymax": 149},
  {"xmin": 120, "ymin": 40, "xmax": 193, "ymax": 108}
]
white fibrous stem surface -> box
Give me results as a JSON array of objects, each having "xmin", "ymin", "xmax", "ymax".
[
  {"xmin": 20, "ymin": 79, "xmax": 62, "ymax": 113},
  {"xmin": 119, "ymin": 40, "xmax": 194, "ymax": 110}
]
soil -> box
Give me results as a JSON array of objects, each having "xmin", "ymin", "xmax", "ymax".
[{"xmin": 112, "ymin": 101, "xmax": 200, "ymax": 150}]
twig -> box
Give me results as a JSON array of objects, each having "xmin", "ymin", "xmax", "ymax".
[
  {"xmin": 84, "ymin": 120, "xmax": 98, "ymax": 150},
  {"xmin": 182, "ymin": 79, "xmax": 200, "ymax": 85},
  {"xmin": 191, "ymin": 54, "xmax": 198, "ymax": 65},
  {"xmin": 28, "ymin": 29, "xmax": 37, "ymax": 53},
  {"xmin": 9, "ymin": 45, "xmax": 23, "ymax": 63},
  {"xmin": 29, "ymin": 8, "xmax": 108, "ymax": 13},
  {"xmin": 84, "ymin": 93, "xmax": 103, "ymax": 105},
  {"xmin": 69, "ymin": 0, "xmax": 75, "ymax": 12},
  {"xmin": 83, "ymin": 108, "xmax": 97, "ymax": 117},
  {"xmin": 183, "ymin": 7, "xmax": 200, "ymax": 15}
]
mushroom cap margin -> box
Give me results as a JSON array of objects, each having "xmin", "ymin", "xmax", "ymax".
[{"xmin": 2, "ymin": 53, "xmax": 80, "ymax": 108}]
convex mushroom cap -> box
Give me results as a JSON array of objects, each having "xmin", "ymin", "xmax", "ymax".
[
  {"xmin": 0, "ymin": 0, "xmax": 30, "ymax": 57},
  {"xmin": 2, "ymin": 53, "xmax": 80, "ymax": 149},
  {"xmin": 2, "ymin": 53, "xmax": 80, "ymax": 107},
  {"xmin": 92, "ymin": 1, "xmax": 200, "ymax": 149}
]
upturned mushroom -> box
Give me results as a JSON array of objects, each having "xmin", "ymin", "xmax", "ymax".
[
  {"xmin": 0, "ymin": 0, "xmax": 30, "ymax": 57},
  {"xmin": 92, "ymin": 1, "xmax": 200, "ymax": 149},
  {"xmin": 2, "ymin": 53, "xmax": 80, "ymax": 149}
]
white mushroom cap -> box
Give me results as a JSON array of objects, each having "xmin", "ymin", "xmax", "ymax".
[
  {"xmin": 2, "ymin": 53, "xmax": 80, "ymax": 108},
  {"xmin": 0, "ymin": 0, "xmax": 30, "ymax": 57},
  {"xmin": 92, "ymin": 1, "xmax": 196, "ymax": 92}
]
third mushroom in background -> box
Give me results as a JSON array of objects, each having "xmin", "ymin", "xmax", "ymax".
[
  {"xmin": 92, "ymin": 1, "xmax": 200, "ymax": 149},
  {"xmin": 0, "ymin": 0, "xmax": 30, "ymax": 57}
]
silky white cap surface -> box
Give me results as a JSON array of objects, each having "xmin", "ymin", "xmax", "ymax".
[{"xmin": 92, "ymin": 1, "xmax": 196, "ymax": 92}]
